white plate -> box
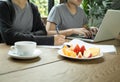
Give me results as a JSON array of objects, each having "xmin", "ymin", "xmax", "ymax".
[
  {"xmin": 8, "ymin": 49, "xmax": 42, "ymax": 59},
  {"xmin": 58, "ymin": 49, "xmax": 103, "ymax": 60}
]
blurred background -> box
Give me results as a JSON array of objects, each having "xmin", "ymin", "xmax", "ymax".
[{"xmin": 30, "ymin": 0, "xmax": 120, "ymax": 27}]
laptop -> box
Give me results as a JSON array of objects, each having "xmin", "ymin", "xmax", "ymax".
[{"xmin": 67, "ymin": 10, "xmax": 120, "ymax": 42}]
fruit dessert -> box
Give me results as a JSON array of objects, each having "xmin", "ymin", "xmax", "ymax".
[{"xmin": 62, "ymin": 44, "xmax": 100, "ymax": 58}]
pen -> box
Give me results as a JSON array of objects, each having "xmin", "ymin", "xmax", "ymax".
[
  {"xmin": 56, "ymin": 26, "xmax": 59, "ymax": 34},
  {"xmin": 56, "ymin": 26, "xmax": 68, "ymax": 39}
]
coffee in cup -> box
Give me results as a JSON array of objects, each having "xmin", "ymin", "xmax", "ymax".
[{"xmin": 11, "ymin": 41, "xmax": 37, "ymax": 56}]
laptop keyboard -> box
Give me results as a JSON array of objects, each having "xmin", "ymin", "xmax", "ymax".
[
  {"xmin": 80, "ymin": 35, "xmax": 95, "ymax": 40},
  {"xmin": 67, "ymin": 34, "xmax": 95, "ymax": 40}
]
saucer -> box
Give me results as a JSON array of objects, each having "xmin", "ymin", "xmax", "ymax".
[{"xmin": 8, "ymin": 48, "xmax": 42, "ymax": 59}]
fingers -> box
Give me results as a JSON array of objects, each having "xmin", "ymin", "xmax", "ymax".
[
  {"xmin": 84, "ymin": 31, "xmax": 93, "ymax": 38},
  {"xmin": 81, "ymin": 27, "xmax": 99, "ymax": 38},
  {"xmin": 54, "ymin": 35, "xmax": 66, "ymax": 45},
  {"xmin": 90, "ymin": 27, "xmax": 98, "ymax": 34},
  {"xmin": 81, "ymin": 28, "xmax": 93, "ymax": 38}
]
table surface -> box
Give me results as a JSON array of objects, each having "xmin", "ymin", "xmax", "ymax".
[{"xmin": 0, "ymin": 40, "xmax": 120, "ymax": 82}]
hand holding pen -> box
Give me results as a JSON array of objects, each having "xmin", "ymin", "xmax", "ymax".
[
  {"xmin": 54, "ymin": 27, "xmax": 66, "ymax": 45},
  {"xmin": 56, "ymin": 26, "xmax": 60, "ymax": 34}
]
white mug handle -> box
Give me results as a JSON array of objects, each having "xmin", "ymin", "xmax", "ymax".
[
  {"xmin": 10, "ymin": 46, "xmax": 15, "ymax": 49},
  {"xmin": 10, "ymin": 46, "xmax": 17, "ymax": 53}
]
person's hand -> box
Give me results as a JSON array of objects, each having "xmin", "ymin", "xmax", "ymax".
[
  {"xmin": 73, "ymin": 28, "xmax": 92, "ymax": 38},
  {"xmin": 54, "ymin": 35, "xmax": 65, "ymax": 45},
  {"xmin": 90, "ymin": 27, "xmax": 98, "ymax": 35}
]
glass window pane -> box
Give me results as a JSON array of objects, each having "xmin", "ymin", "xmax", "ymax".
[{"xmin": 30, "ymin": 0, "xmax": 59, "ymax": 17}]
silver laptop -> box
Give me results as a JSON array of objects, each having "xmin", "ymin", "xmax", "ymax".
[{"xmin": 67, "ymin": 10, "xmax": 120, "ymax": 42}]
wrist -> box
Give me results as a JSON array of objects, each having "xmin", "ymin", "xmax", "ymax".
[{"xmin": 70, "ymin": 29, "xmax": 74, "ymax": 34}]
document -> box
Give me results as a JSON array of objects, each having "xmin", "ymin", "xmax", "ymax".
[{"xmin": 37, "ymin": 45, "xmax": 62, "ymax": 49}]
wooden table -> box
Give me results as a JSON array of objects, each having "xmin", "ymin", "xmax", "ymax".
[{"xmin": 0, "ymin": 40, "xmax": 120, "ymax": 82}]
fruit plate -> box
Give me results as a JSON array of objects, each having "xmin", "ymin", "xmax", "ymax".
[{"xmin": 58, "ymin": 49, "xmax": 103, "ymax": 60}]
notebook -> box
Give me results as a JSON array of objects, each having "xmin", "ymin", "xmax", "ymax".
[{"xmin": 67, "ymin": 10, "xmax": 120, "ymax": 42}]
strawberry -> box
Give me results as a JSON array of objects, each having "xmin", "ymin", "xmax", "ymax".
[
  {"xmin": 73, "ymin": 44, "xmax": 81, "ymax": 55},
  {"xmin": 80, "ymin": 45, "xmax": 86, "ymax": 55},
  {"xmin": 78, "ymin": 52, "xmax": 83, "ymax": 58}
]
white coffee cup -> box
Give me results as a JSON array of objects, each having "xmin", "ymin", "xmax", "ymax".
[{"xmin": 11, "ymin": 41, "xmax": 37, "ymax": 56}]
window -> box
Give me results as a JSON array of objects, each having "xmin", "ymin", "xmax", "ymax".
[{"xmin": 30, "ymin": 0, "xmax": 59, "ymax": 17}]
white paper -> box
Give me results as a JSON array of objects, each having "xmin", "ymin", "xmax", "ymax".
[
  {"xmin": 37, "ymin": 45, "xmax": 62, "ymax": 49},
  {"xmin": 68, "ymin": 39, "xmax": 117, "ymax": 54}
]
